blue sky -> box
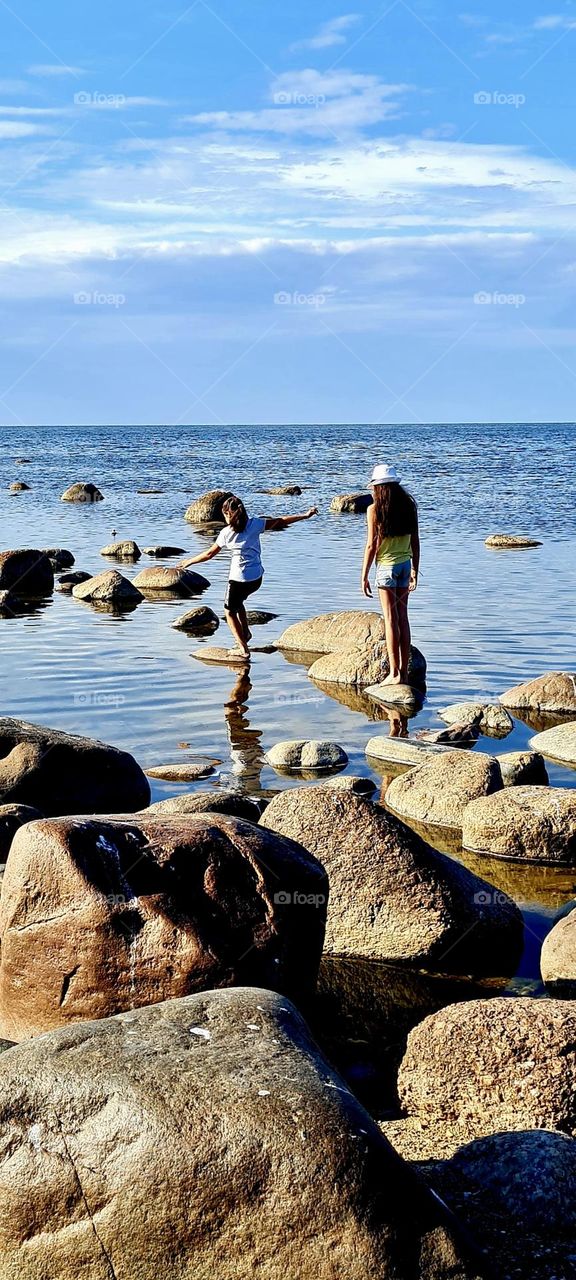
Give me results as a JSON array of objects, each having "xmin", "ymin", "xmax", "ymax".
[{"xmin": 1, "ymin": 0, "xmax": 576, "ymax": 424}]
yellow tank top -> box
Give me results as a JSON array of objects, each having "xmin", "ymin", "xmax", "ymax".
[{"xmin": 376, "ymin": 533, "xmax": 412, "ymax": 566}]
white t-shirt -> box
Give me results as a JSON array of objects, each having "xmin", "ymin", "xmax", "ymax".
[{"xmin": 216, "ymin": 516, "xmax": 265, "ymax": 582}]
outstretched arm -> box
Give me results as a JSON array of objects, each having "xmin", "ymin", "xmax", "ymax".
[
  {"xmin": 183, "ymin": 542, "xmax": 222, "ymax": 564},
  {"xmin": 264, "ymin": 506, "xmax": 318, "ymax": 531},
  {"xmin": 361, "ymin": 506, "xmax": 378, "ymax": 598}
]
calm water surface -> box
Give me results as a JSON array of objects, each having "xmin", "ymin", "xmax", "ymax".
[{"xmin": 1, "ymin": 423, "xmax": 575, "ymax": 988}]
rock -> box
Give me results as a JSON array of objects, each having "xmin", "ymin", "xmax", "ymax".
[
  {"xmin": 145, "ymin": 761, "xmax": 215, "ymax": 782},
  {"xmin": 0, "ymin": 718, "xmax": 150, "ymax": 815},
  {"xmin": 0, "ymin": 549, "xmax": 54, "ymax": 597},
  {"xmin": 191, "ymin": 647, "xmax": 251, "ymax": 666},
  {"xmin": 366, "ymin": 737, "xmax": 457, "ymax": 767},
  {"xmin": 172, "ymin": 605, "xmax": 219, "ymax": 632},
  {"xmin": 60, "ymin": 482, "xmax": 104, "ymax": 502},
  {"xmin": 365, "ymin": 682, "xmax": 424, "ymax": 710},
  {"xmin": 439, "ymin": 702, "xmax": 513, "ymax": 738},
  {"xmin": 42, "ymin": 547, "xmax": 75, "ymax": 570},
  {"xmin": 72, "ymin": 570, "xmax": 143, "ymax": 604},
  {"xmin": 184, "ymin": 488, "xmax": 233, "ymax": 523},
  {"xmin": 320, "ymin": 774, "xmax": 376, "ymax": 795},
  {"xmin": 245, "ymin": 609, "xmax": 278, "ymax": 624},
  {"xmin": 261, "ymin": 484, "xmax": 302, "ymax": 495},
  {"xmin": 137, "ymin": 487, "xmax": 164, "ymax": 494},
  {"xmin": 9, "ymin": 481, "xmax": 29, "ymax": 491},
  {"xmin": 0, "ymin": 804, "xmax": 42, "ymax": 861},
  {"xmin": 463, "ymin": 785, "xmax": 576, "ymax": 863},
  {"xmin": 497, "ymin": 750, "xmax": 549, "ymax": 786},
  {"xmin": 261, "ymin": 787, "xmax": 522, "ymax": 974},
  {"xmin": 133, "ymin": 565, "xmax": 210, "ymax": 595},
  {"xmin": 143, "ymin": 545, "xmax": 186, "ymax": 557},
  {"xmin": 330, "ymin": 492, "xmax": 372, "ymax": 513},
  {"xmin": 14, "ymin": 457, "xmax": 30, "ymax": 463},
  {"xmin": 398, "ymin": 997, "xmax": 576, "ymax": 1135},
  {"xmin": 385, "ymin": 751, "xmax": 503, "ymax": 830},
  {"xmin": 501, "ymin": 670, "xmax": 576, "ymax": 715},
  {"xmin": 100, "ymin": 539, "xmax": 141, "ymax": 560},
  {"xmin": 541, "ymin": 906, "xmax": 576, "ymax": 996},
  {"xmin": 0, "ymin": 815, "xmax": 328, "ymax": 1039},
  {"xmin": 265, "ymin": 741, "xmax": 348, "ymax": 771},
  {"xmin": 309, "ymin": 641, "xmax": 426, "ymax": 689},
  {"xmin": 277, "ymin": 609, "xmax": 390, "ymax": 654},
  {"xmin": 485, "ymin": 533, "xmax": 542, "ymax": 548},
  {"xmin": 0, "ymin": 988, "xmax": 485, "ymax": 1280},
  {"xmin": 417, "ymin": 724, "xmax": 479, "ymax": 747},
  {"xmin": 530, "ymin": 721, "xmax": 576, "ymax": 766},
  {"xmin": 56, "ymin": 570, "xmax": 92, "ymax": 593},
  {"xmin": 147, "ymin": 789, "xmax": 262, "ymax": 821}
]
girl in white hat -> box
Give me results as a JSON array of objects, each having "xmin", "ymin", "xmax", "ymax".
[{"xmin": 360, "ymin": 464, "xmax": 420, "ymax": 685}]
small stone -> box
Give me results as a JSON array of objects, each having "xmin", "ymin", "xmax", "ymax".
[
  {"xmin": 143, "ymin": 546, "xmax": 186, "ymax": 557},
  {"xmin": 485, "ymin": 533, "xmax": 542, "ymax": 548},
  {"xmin": 385, "ymin": 751, "xmax": 503, "ymax": 830},
  {"xmin": 498, "ymin": 750, "xmax": 549, "ymax": 787},
  {"xmin": 56, "ymin": 571, "xmax": 92, "ymax": 593},
  {"xmin": 172, "ymin": 606, "xmax": 219, "ymax": 633},
  {"xmin": 9, "ymin": 482, "xmax": 29, "ymax": 492},
  {"xmin": 145, "ymin": 762, "xmax": 216, "ymax": 782},
  {"xmin": 61, "ymin": 482, "xmax": 104, "ymax": 502},
  {"xmin": 439, "ymin": 702, "xmax": 514, "ymax": 738},
  {"xmin": 191, "ymin": 647, "xmax": 250, "ymax": 666},
  {"xmin": 100, "ymin": 540, "xmax": 141, "ymax": 560},
  {"xmin": 72, "ymin": 571, "xmax": 143, "ymax": 604},
  {"xmin": 462, "ymin": 786, "xmax": 576, "ymax": 863},
  {"xmin": 265, "ymin": 741, "xmax": 348, "ymax": 771},
  {"xmin": 261, "ymin": 485, "xmax": 302, "ymax": 495},
  {"xmin": 330, "ymin": 493, "xmax": 372, "ymax": 513},
  {"xmin": 365, "ymin": 683, "xmax": 423, "ymax": 709},
  {"xmin": 530, "ymin": 722, "xmax": 576, "ymax": 766},
  {"xmin": 417, "ymin": 724, "xmax": 479, "ymax": 746},
  {"xmin": 245, "ymin": 610, "xmax": 278, "ymax": 625}
]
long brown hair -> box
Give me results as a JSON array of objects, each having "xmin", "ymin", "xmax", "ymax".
[
  {"xmin": 222, "ymin": 495, "xmax": 248, "ymax": 533},
  {"xmin": 372, "ymin": 482, "xmax": 417, "ymax": 542}
]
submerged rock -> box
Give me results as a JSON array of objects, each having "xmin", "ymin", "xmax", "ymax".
[
  {"xmin": 265, "ymin": 740, "xmax": 348, "ymax": 771},
  {"xmin": 0, "ymin": 815, "xmax": 327, "ymax": 1038},
  {"xmin": 261, "ymin": 484, "xmax": 302, "ymax": 495},
  {"xmin": 385, "ymin": 751, "xmax": 503, "ymax": 830},
  {"xmin": 0, "ymin": 718, "xmax": 150, "ymax": 815},
  {"xmin": 439, "ymin": 702, "xmax": 513, "ymax": 738},
  {"xmin": 530, "ymin": 721, "xmax": 576, "ymax": 766},
  {"xmin": 398, "ymin": 997, "xmax": 576, "ymax": 1136},
  {"xmin": 0, "ymin": 987, "xmax": 484, "ymax": 1280},
  {"xmin": 0, "ymin": 804, "xmax": 42, "ymax": 862},
  {"xmin": 261, "ymin": 787, "xmax": 522, "ymax": 974},
  {"xmin": 72, "ymin": 570, "xmax": 143, "ymax": 604},
  {"xmin": 245, "ymin": 608, "xmax": 278, "ymax": 624},
  {"xmin": 133, "ymin": 565, "xmax": 210, "ymax": 595},
  {"xmin": 462, "ymin": 785, "xmax": 576, "ymax": 863},
  {"xmin": 541, "ymin": 906, "xmax": 576, "ymax": 997},
  {"xmin": 42, "ymin": 547, "xmax": 75, "ymax": 570},
  {"xmin": 184, "ymin": 488, "xmax": 233, "ymax": 523},
  {"xmin": 497, "ymin": 749, "xmax": 549, "ymax": 786},
  {"xmin": 143, "ymin": 545, "xmax": 186, "ymax": 557},
  {"xmin": 330, "ymin": 492, "xmax": 372, "ymax": 513},
  {"xmin": 172, "ymin": 605, "xmax": 219, "ymax": 632},
  {"xmin": 485, "ymin": 533, "xmax": 542, "ymax": 548},
  {"xmin": 61, "ymin": 482, "xmax": 103, "ymax": 502},
  {"xmin": 500, "ymin": 670, "xmax": 576, "ymax": 715},
  {"xmin": 147, "ymin": 789, "xmax": 262, "ymax": 821},
  {"xmin": 56, "ymin": 570, "xmax": 92, "ymax": 593},
  {"xmin": 9, "ymin": 481, "xmax": 29, "ymax": 492},
  {"xmin": 100, "ymin": 539, "xmax": 141, "ymax": 560},
  {"xmin": 0, "ymin": 549, "xmax": 54, "ymax": 597},
  {"xmin": 145, "ymin": 761, "xmax": 215, "ymax": 781}
]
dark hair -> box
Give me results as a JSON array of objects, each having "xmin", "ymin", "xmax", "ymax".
[
  {"xmin": 372, "ymin": 483, "xmax": 417, "ymax": 542},
  {"xmin": 222, "ymin": 495, "xmax": 248, "ymax": 533}
]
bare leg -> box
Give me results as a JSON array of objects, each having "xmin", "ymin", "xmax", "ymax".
[
  {"xmin": 397, "ymin": 587, "xmax": 411, "ymax": 683},
  {"xmin": 378, "ymin": 588, "xmax": 402, "ymax": 683},
  {"xmin": 224, "ymin": 609, "xmax": 250, "ymax": 658},
  {"xmin": 236, "ymin": 602, "xmax": 251, "ymax": 644}
]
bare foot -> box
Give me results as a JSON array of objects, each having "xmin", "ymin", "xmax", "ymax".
[
  {"xmin": 381, "ymin": 671, "xmax": 402, "ymax": 686},
  {"xmin": 227, "ymin": 647, "xmax": 250, "ymax": 660}
]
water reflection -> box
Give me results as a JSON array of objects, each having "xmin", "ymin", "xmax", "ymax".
[{"xmin": 223, "ymin": 669, "xmax": 265, "ymax": 795}]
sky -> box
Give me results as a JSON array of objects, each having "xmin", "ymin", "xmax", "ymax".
[{"xmin": 1, "ymin": 0, "xmax": 576, "ymax": 425}]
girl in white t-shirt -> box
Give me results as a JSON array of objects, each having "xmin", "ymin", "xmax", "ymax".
[{"xmin": 185, "ymin": 495, "xmax": 317, "ymax": 658}]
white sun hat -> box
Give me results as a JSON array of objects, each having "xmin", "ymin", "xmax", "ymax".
[{"xmin": 369, "ymin": 463, "xmax": 401, "ymax": 485}]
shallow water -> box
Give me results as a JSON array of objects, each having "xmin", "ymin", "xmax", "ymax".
[{"xmin": 1, "ymin": 423, "xmax": 575, "ymax": 991}]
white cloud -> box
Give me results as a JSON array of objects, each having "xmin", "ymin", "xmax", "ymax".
[
  {"xmin": 0, "ymin": 106, "xmax": 69, "ymax": 116},
  {"xmin": 533, "ymin": 15, "xmax": 576, "ymax": 30},
  {"xmin": 185, "ymin": 70, "xmax": 411, "ymax": 136},
  {"xmin": 291, "ymin": 14, "xmax": 360, "ymax": 51},
  {"xmin": 27, "ymin": 63, "xmax": 83, "ymax": 76},
  {"xmin": 0, "ymin": 122, "xmax": 53, "ymax": 138}
]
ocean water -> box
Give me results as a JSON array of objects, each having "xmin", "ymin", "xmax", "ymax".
[{"xmin": 1, "ymin": 423, "xmax": 575, "ymax": 985}]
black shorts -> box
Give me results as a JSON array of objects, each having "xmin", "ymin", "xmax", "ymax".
[{"xmin": 224, "ymin": 576, "xmax": 262, "ymax": 612}]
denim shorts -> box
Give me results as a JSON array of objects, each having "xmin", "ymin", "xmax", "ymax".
[{"xmin": 375, "ymin": 558, "xmax": 411, "ymax": 590}]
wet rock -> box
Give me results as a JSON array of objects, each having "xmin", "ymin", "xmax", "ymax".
[
  {"xmin": 497, "ymin": 750, "xmax": 549, "ymax": 786},
  {"xmin": 56, "ymin": 570, "xmax": 92, "ymax": 593},
  {"xmin": 184, "ymin": 488, "xmax": 233, "ymax": 523},
  {"xmin": 60, "ymin": 482, "xmax": 104, "ymax": 502},
  {"xmin": 485, "ymin": 533, "xmax": 542, "ymax": 548},
  {"xmin": 365, "ymin": 682, "xmax": 424, "ymax": 711},
  {"xmin": 0, "ymin": 590, "xmax": 17, "ymax": 614},
  {"xmin": 0, "ymin": 718, "xmax": 150, "ymax": 815},
  {"xmin": 0, "ymin": 987, "xmax": 484, "ymax": 1280},
  {"xmin": 320, "ymin": 774, "xmax": 376, "ymax": 795},
  {"xmin": 0, "ymin": 814, "xmax": 328, "ymax": 1038},
  {"xmin": 14, "ymin": 457, "xmax": 30, "ymax": 464},
  {"xmin": 191, "ymin": 647, "xmax": 251, "ymax": 666},
  {"xmin": 72, "ymin": 570, "xmax": 143, "ymax": 604},
  {"xmin": 143, "ymin": 545, "xmax": 186, "ymax": 557},
  {"xmin": 172, "ymin": 605, "xmax": 219, "ymax": 633},
  {"xmin": 501, "ymin": 670, "xmax": 576, "ymax": 715},
  {"xmin": 541, "ymin": 906, "xmax": 576, "ymax": 996},
  {"xmin": 385, "ymin": 751, "xmax": 503, "ymax": 830},
  {"xmin": 266, "ymin": 740, "xmax": 348, "ymax": 771},
  {"xmin": 330, "ymin": 492, "xmax": 372, "ymax": 513},
  {"xmin": 145, "ymin": 761, "xmax": 215, "ymax": 782},
  {"xmin": 245, "ymin": 609, "xmax": 278, "ymax": 624},
  {"xmin": 137, "ymin": 487, "xmax": 164, "ymax": 494},
  {"xmin": 0, "ymin": 549, "xmax": 54, "ymax": 597},
  {"xmin": 261, "ymin": 484, "xmax": 302, "ymax": 495},
  {"xmin": 439, "ymin": 702, "xmax": 513, "ymax": 738},
  {"xmin": 133, "ymin": 565, "xmax": 210, "ymax": 595},
  {"xmin": 309, "ymin": 641, "xmax": 426, "ymax": 689},
  {"xmin": 147, "ymin": 789, "xmax": 262, "ymax": 821},
  {"xmin": 417, "ymin": 724, "xmax": 479, "ymax": 747},
  {"xmin": 398, "ymin": 997, "xmax": 576, "ymax": 1135},
  {"xmin": 277, "ymin": 609, "xmax": 389, "ymax": 654},
  {"xmin": 9, "ymin": 481, "xmax": 29, "ymax": 492},
  {"xmin": 42, "ymin": 548, "xmax": 75, "ymax": 571},
  {"xmin": 0, "ymin": 804, "xmax": 43, "ymax": 861},
  {"xmin": 530, "ymin": 721, "xmax": 576, "ymax": 765},
  {"xmin": 100, "ymin": 539, "xmax": 142, "ymax": 560},
  {"xmin": 261, "ymin": 787, "xmax": 522, "ymax": 974},
  {"xmin": 463, "ymin": 786, "xmax": 576, "ymax": 863},
  {"xmin": 366, "ymin": 737, "xmax": 456, "ymax": 767}
]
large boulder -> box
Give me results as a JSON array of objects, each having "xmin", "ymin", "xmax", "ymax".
[
  {"xmin": 385, "ymin": 752, "xmax": 502, "ymax": 830},
  {"xmin": 147, "ymin": 789, "xmax": 262, "ymax": 821},
  {"xmin": 462, "ymin": 786, "xmax": 576, "ymax": 863},
  {"xmin": 0, "ymin": 549, "xmax": 53, "ymax": 596},
  {"xmin": 485, "ymin": 533, "xmax": 542, "ymax": 548},
  {"xmin": 0, "ymin": 718, "xmax": 150, "ymax": 815},
  {"xmin": 500, "ymin": 670, "xmax": 576, "ymax": 715},
  {"xmin": 265, "ymin": 740, "xmax": 348, "ymax": 771},
  {"xmin": 398, "ymin": 998, "xmax": 576, "ymax": 1136},
  {"xmin": 184, "ymin": 488, "xmax": 233, "ymax": 523},
  {"xmin": 277, "ymin": 610, "xmax": 389, "ymax": 654},
  {"xmin": 133, "ymin": 565, "xmax": 210, "ymax": 595},
  {"xmin": 172, "ymin": 605, "xmax": 219, "ymax": 632},
  {"xmin": 0, "ymin": 813, "xmax": 328, "ymax": 1040},
  {"xmin": 0, "ymin": 803, "xmax": 42, "ymax": 861},
  {"xmin": 309, "ymin": 640, "xmax": 426, "ymax": 688},
  {"xmin": 100, "ymin": 539, "xmax": 141, "ymax": 560},
  {"xmin": 541, "ymin": 906, "xmax": 576, "ymax": 996},
  {"xmin": 0, "ymin": 988, "xmax": 484, "ymax": 1280},
  {"xmin": 61, "ymin": 482, "xmax": 103, "ymax": 502},
  {"xmin": 530, "ymin": 721, "xmax": 576, "ymax": 766},
  {"xmin": 439, "ymin": 702, "xmax": 513, "ymax": 738},
  {"xmin": 72, "ymin": 570, "xmax": 143, "ymax": 604},
  {"xmin": 260, "ymin": 787, "xmax": 522, "ymax": 975},
  {"xmin": 330, "ymin": 492, "xmax": 372, "ymax": 513}
]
